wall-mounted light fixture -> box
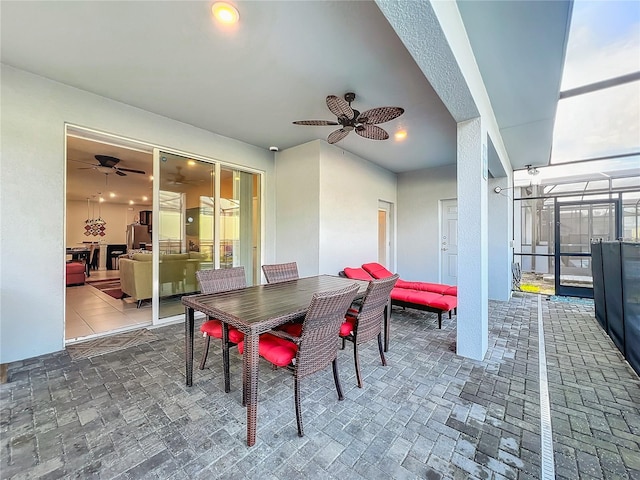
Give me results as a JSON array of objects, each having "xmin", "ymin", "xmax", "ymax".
[{"xmin": 526, "ymin": 164, "xmax": 540, "ymax": 176}]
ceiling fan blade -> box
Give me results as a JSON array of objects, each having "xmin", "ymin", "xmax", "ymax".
[
  {"xmin": 327, "ymin": 128, "xmax": 351, "ymax": 144},
  {"xmin": 115, "ymin": 170, "xmax": 127, "ymax": 176},
  {"xmin": 356, "ymin": 124, "xmax": 389, "ymax": 140},
  {"xmin": 117, "ymin": 167, "xmax": 146, "ymax": 174},
  {"xmin": 326, "ymin": 95, "xmax": 354, "ymax": 120},
  {"xmin": 94, "ymin": 155, "xmax": 120, "ymax": 167},
  {"xmin": 293, "ymin": 120, "xmax": 340, "ymax": 126},
  {"xmin": 358, "ymin": 106, "xmax": 404, "ymax": 124}
]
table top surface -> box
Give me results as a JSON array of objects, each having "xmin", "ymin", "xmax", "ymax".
[{"xmin": 182, "ymin": 274, "xmax": 369, "ymax": 334}]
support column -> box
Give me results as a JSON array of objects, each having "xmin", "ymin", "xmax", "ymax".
[{"xmin": 457, "ymin": 117, "xmax": 488, "ymax": 360}]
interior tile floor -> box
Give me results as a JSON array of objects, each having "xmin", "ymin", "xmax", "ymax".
[
  {"xmin": 66, "ymin": 269, "xmax": 185, "ymax": 343},
  {"xmin": 65, "ymin": 269, "xmax": 152, "ymax": 342},
  {"xmin": 3, "ymin": 293, "xmax": 639, "ymax": 479}
]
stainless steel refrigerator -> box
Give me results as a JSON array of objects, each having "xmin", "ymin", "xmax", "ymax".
[{"xmin": 126, "ymin": 224, "xmax": 151, "ymax": 250}]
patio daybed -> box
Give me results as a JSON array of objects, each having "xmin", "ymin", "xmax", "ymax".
[{"xmin": 340, "ymin": 262, "xmax": 457, "ymax": 329}]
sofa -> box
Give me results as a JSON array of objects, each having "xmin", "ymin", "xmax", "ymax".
[
  {"xmin": 341, "ymin": 262, "xmax": 457, "ymax": 329},
  {"xmin": 119, "ymin": 252, "xmax": 202, "ymax": 306},
  {"xmin": 66, "ymin": 262, "xmax": 86, "ymax": 286}
]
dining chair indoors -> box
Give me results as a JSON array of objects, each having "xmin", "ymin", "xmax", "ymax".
[
  {"xmin": 238, "ymin": 283, "xmax": 359, "ymax": 437},
  {"xmin": 262, "ymin": 261, "xmax": 299, "ymax": 284},
  {"xmin": 196, "ymin": 266, "xmax": 246, "ymax": 393},
  {"xmin": 340, "ymin": 274, "xmax": 399, "ymax": 388}
]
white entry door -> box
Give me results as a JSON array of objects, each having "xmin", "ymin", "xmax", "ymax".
[{"xmin": 440, "ymin": 199, "xmax": 458, "ymax": 285}]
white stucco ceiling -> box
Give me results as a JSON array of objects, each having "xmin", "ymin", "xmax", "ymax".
[{"xmin": 1, "ymin": 0, "xmax": 571, "ymax": 179}]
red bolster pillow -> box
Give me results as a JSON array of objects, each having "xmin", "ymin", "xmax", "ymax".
[
  {"xmin": 361, "ymin": 262, "xmax": 394, "ymax": 279},
  {"xmin": 343, "ymin": 267, "xmax": 374, "ymax": 281}
]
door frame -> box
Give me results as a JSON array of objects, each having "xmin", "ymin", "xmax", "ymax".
[
  {"xmin": 554, "ymin": 197, "xmax": 622, "ymax": 298},
  {"xmin": 378, "ymin": 200, "xmax": 394, "ymax": 272}
]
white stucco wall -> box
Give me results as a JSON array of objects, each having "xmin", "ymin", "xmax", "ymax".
[
  {"xmin": 275, "ymin": 140, "xmax": 397, "ymax": 278},
  {"xmin": 274, "ymin": 141, "xmax": 321, "ymax": 277},
  {"xmin": 318, "ymin": 142, "xmax": 397, "ymax": 276},
  {"xmin": 397, "ymin": 164, "xmax": 457, "ymax": 282},
  {"xmin": 488, "ymin": 177, "xmax": 513, "ymax": 301},
  {"xmin": 0, "ymin": 65, "xmax": 275, "ymax": 363}
]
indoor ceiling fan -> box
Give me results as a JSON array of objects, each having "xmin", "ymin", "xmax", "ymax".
[
  {"xmin": 293, "ymin": 92, "xmax": 404, "ymax": 144},
  {"xmin": 75, "ymin": 155, "xmax": 146, "ymax": 176},
  {"xmin": 165, "ymin": 166, "xmax": 201, "ymax": 185}
]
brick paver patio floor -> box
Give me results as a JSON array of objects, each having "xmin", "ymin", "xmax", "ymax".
[{"xmin": 1, "ymin": 293, "xmax": 639, "ymax": 479}]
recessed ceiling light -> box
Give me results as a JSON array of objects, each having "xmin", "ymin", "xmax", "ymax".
[
  {"xmin": 109, "ymin": 192, "xmax": 116, "ymax": 198},
  {"xmin": 212, "ymin": 2, "xmax": 239, "ymax": 25},
  {"xmin": 188, "ymin": 160, "xmax": 196, "ymax": 166},
  {"xmin": 394, "ymin": 130, "xmax": 407, "ymax": 141},
  {"xmin": 129, "ymin": 200, "xmax": 134, "ymax": 205},
  {"xmin": 142, "ymin": 196, "xmax": 148, "ymax": 201}
]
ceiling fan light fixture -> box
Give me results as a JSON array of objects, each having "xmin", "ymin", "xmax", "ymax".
[{"xmin": 212, "ymin": 2, "xmax": 239, "ymax": 25}]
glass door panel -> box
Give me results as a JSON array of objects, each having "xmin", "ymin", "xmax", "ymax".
[
  {"xmin": 555, "ymin": 200, "xmax": 619, "ymax": 297},
  {"xmin": 219, "ymin": 167, "xmax": 261, "ymax": 285},
  {"xmin": 157, "ymin": 152, "xmax": 214, "ymax": 319}
]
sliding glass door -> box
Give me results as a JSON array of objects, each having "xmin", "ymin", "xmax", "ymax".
[{"xmin": 154, "ymin": 150, "xmax": 261, "ymax": 320}]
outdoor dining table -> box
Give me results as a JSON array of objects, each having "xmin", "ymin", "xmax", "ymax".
[{"xmin": 182, "ymin": 274, "xmax": 370, "ymax": 446}]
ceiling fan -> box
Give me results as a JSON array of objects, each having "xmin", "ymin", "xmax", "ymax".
[
  {"xmin": 165, "ymin": 166, "xmax": 201, "ymax": 185},
  {"xmin": 75, "ymin": 155, "xmax": 146, "ymax": 176},
  {"xmin": 293, "ymin": 92, "xmax": 404, "ymax": 144}
]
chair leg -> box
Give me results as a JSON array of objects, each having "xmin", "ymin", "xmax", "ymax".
[
  {"xmin": 341, "ymin": 337, "xmax": 346, "ymax": 350},
  {"xmin": 332, "ymin": 358, "xmax": 344, "ymax": 401},
  {"xmin": 199, "ymin": 335, "xmax": 211, "ymax": 370},
  {"xmin": 438, "ymin": 312, "xmax": 442, "ymax": 329},
  {"xmin": 377, "ymin": 333, "xmax": 387, "ymax": 367},
  {"xmin": 353, "ymin": 343, "xmax": 363, "ymax": 388},
  {"xmin": 294, "ymin": 376, "xmax": 304, "ymax": 437}
]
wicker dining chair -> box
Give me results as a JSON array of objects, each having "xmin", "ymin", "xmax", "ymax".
[
  {"xmin": 262, "ymin": 261, "xmax": 304, "ymax": 336},
  {"xmin": 340, "ymin": 274, "xmax": 399, "ymax": 388},
  {"xmin": 262, "ymin": 261, "xmax": 299, "ymax": 284},
  {"xmin": 239, "ymin": 283, "xmax": 359, "ymax": 437},
  {"xmin": 196, "ymin": 266, "xmax": 246, "ymax": 393}
]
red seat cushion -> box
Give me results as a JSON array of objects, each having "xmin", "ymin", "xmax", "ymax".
[
  {"xmin": 277, "ymin": 321, "xmax": 303, "ymax": 337},
  {"xmin": 361, "ymin": 262, "xmax": 394, "ymax": 279},
  {"xmin": 340, "ymin": 316, "xmax": 356, "ymax": 337},
  {"xmin": 343, "ymin": 267, "xmax": 374, "ymax": 281},
  {"xmin": 238, "ymin": 333, "xmax": 298, "ymax": 367},
  {"xmin": 200, "ymin": 320, "xmax": 244, "ymax": 343}
]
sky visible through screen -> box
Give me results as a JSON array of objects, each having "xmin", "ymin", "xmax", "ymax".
[{"xmin": 550, "ymin": 0, "xmax": 640, "ymax": 165}]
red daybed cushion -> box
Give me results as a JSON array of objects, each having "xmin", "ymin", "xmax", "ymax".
[
  {"xmin": 343, "ymin": 267, "xmax": 374, "ymax": 281},
  {"xmin": 362, "ymin": 262, "xmax": 457, "ymax": 297}
]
